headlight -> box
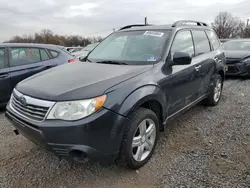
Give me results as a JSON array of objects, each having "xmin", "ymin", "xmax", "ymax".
[
  {"xmin": 242, "ymin": 57, "xmax": 250, "ymax": 64},
  {"xmin": 47, "ymin": 95, "xmax": 106, "ymax": 121}
]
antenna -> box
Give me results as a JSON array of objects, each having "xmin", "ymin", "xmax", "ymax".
[{"xmin": 145, "ymin": 17, "xmax": 148, "ymax": 25}]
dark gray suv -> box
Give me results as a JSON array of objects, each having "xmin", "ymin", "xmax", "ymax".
[{"xmin": 6, "ymin": 20, "xmax": 226, "ymax": 169}]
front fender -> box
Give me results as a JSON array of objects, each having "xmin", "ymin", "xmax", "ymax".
[
  {"xmin": 104, "ymin": 85, "xmax": 167, "ymax": 119},
  {"xmin": 119, "ymin": 85, "xmax": 167, "ymax": 118},
  {"xmin": 103, "ymin": 85, "xmax": 166, "ymax": 139}
]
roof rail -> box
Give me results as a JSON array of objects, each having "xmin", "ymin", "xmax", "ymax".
[
  {"xmin": 172, "ymin": 20, "xmax": 208, "ymax": 27},
  {"xmin": 119, "ymin": 24, "xmax": 152, "ymax": 31}
]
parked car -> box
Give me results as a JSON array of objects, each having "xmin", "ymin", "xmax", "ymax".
[
  {"xmin": 72, "ymin": 42, "xmax": 99, "ymax": 58},
  {"xmin": 0, "ymin": 43, "xmax": 77, "ymax": 107},
  {"xmin": 6, "ymin": 20, "xmax": 226, "ymax": 169},
  {"xmin": 220, "ymin": 38, "xmax": 231, "ymax": 43},
  {"xmin": 223, "ymin": 39, "xmax": 250, "ymax": 77},
  {"xmin": 66, "ymin": 47, "xmax": 83, "ymax": 53}
]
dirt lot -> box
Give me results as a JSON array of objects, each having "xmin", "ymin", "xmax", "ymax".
[{"xmin": 0, "ymin": 79, "xmax": 250, "ymax": 188}]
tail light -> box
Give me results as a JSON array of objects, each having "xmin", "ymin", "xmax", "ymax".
[{"xmin": 68, "ymin": 59, "xmax": 78, "ymax": 63}]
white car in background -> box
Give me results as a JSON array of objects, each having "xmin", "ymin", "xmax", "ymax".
[
  {"xmin": 72, "ymin": 42, "xmax": 99, "ymax": 58},
  {"xmin": 66, "ymin": 47, "xmax": 84, "ymax": 53}
]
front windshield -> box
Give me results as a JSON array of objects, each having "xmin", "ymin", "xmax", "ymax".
[
  {"xmin": 88, "ymin": 30, "xmax": 171, "ymax": 64},
  {"xmin": 223, "ymin": 40, "xmax": 250, "ymax": 51}
]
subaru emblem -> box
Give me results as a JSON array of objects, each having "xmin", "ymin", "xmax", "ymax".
[{"xmin": 20, "ymin": 96, "xmax": 27, "ymax": 106}]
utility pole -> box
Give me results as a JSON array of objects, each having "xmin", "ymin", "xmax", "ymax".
[
  {"xmin": 145, "ymin": 17, "xmax": 148, "ymax": 25},
  {"xmin": 247, "ymin": 19, "xmax": 249, "ymax": 27}
]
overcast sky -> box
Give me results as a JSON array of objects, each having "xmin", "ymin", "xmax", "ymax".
[{"xmin": 0, "ymin": 0, "xmax": 250, "ymax": 42}]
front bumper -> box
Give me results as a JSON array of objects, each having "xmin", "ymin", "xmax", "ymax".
[
  {"xmin": 226, "ymin": 62, "xmax": 250, "ymax": 76},
  {"xmin": 5, "ymin": 104, "xmax": 128, "ymax": 163}
]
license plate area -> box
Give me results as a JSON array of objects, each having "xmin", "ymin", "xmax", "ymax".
[{"xmin": 8, "ymin": 114, "xmax": 47, "ymax": 148}]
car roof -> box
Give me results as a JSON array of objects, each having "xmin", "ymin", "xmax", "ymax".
[
  {"xmin": 116, "ymin": 24, "xmax": 213, "ymax": 33},
  {"xmin": 0, "ymin": 43, "xmax": 64, "ymax": 51}
]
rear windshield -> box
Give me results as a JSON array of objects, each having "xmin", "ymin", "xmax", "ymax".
[
  {"xmin": 57, "ymin": 46, "xmax": 73, "ymax": 56},
  {"xmin": 88, "ymin": 30, "xmax": 171, "ymax": 65}
]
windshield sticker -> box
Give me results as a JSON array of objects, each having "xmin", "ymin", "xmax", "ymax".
[
  {"xmin": 147, "ymin": 56, "xmax": 157, "ymax": 61},
  {"xmin": 143, "ymin": 31, "xmax": 164, "ymax": 37}
]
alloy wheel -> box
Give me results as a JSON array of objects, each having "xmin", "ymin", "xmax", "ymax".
[
  {"xmin": 132, "ymin": 118, "xmax": 156, "ymax": 162},
  {"xmin": 214, "ymin": 79, "xmax": 222, "ymax": 102}
]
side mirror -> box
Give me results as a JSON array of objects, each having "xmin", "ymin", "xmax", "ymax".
[{"xmin": 172, "ymin": 52, "xmax": 192, "ymax": 65}]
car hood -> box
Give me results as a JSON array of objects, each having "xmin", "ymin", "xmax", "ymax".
[
  {"xmin": 16, "ymin": 62, "xmax": 152, "ymax": 101},
  {"xmin": 225, "ymin": 51, "xmax": 250, "ymax": 60}
]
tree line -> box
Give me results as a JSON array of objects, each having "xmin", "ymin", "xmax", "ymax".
[
  {"xmin": 5, "ymin": 29, "xmax": 103, "ymax": 47},
  {"xmin": 4, "ymin": 11, "xmax": 250, "ymax": 46},
  {"xmin": 212, "ymin": 11, "xmax": 250, "ymax": 39}
]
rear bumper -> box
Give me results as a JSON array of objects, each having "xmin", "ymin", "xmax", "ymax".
[
  {"xmin": 226, "ymin": 63, "xmax": 250, "ymax": 76},
  {"xmin": 5, "ymin": 105, "xmax": 128, "ymax": 163}
]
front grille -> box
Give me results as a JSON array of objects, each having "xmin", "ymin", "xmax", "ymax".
[
  {"xmin": 6, "ymin": 110, "xmax": 40, "ymax": 129},
  {"xmin": 227, "ymin": 65, "xmax": 240, "ymax": 74},
  {"xmin": 10, "ymin": 89, "xmax": 55, "ymax": 122}
]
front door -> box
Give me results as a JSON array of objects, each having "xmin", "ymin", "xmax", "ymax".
[
  {"xmin": 162, "ymin": 30, "xmax": 202, "ymax": 117},
  {"xmin": 0, "ymin": 47, "xmax": 11, "ymax": 105}
]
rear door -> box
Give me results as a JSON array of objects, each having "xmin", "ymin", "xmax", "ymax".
[
  {"xmin": 191, "ymin": 30, "xmax": 217, "ymax": 96},
  {"xmin": 31, "ymin": 48, "xmax": 55, "ymax": 74},
  {"xmin": 0, "ymin": 47, "xmax": 11, "ymax": 105},
  {"xmin": 8, "ymin": 47, "xmax": 44, "ymax": 89}
]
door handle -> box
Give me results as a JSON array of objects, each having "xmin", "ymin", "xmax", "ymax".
[
  {"xmin": 0, "ymin": 74, "xmax": 9, "ymax": 79},
  {"xmin": 195, "ymin": 65, "xmax": 201, "ymax": 71}
]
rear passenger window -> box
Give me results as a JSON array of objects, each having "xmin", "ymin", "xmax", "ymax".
[
  {"xmin": 49, "ymin": 50, "xmax": 59, "ymax": 58},
  {"xmin": 171, "ymin": 30, "xmax": 194, "ymax": 57},
  {"xmin": 192, "ymin": 31, "xmax": 211, "ymax": 56},
  {"xmin": 10, "ymin": 48, "xmax": 41, "ymax": 67},
  {"xmin": 40, "ymin": 49, "xmax": 50, "ymax": 61},
  {"xmin": 206, "ymin": 30, "xmax": 220, "ymax": 50},
  {"xmin": 0, "ymin": 48, "xmax": 4, "ymax": 69}
]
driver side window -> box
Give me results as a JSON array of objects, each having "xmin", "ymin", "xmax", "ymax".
[{"xmin": 171, "ymin": 30, "xmax": 194, "ymax": 57}]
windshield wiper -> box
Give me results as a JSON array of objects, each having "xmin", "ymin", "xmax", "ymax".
[{"xmin": 96, "ymin": 60, "xmax": 127, "ymax": 65}]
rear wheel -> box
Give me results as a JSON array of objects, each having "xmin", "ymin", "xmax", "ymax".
[
  {"xmin": 203, "ymin": 74, "xmax": 223, "ymax": 106},
  {"xmin": 117, "ymin": 108, "xmax": 159, "ymax": 169}
]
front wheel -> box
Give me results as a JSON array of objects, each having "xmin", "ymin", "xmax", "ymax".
[
  {"xmin": 203, "ymin": 74, "xmax": 223, "ymax": 106},
  {"xmin": 117, "ymin": 108, "xmax": 159, "ymax": 169}
]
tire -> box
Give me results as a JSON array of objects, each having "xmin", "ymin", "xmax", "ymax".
[
  {"xmin": 203, "ymin": 74, "xmax": 223, "ymax": 106},
  {"xmin": 117, "ymin": 108, "xmax": 159, "ymax": 169}
]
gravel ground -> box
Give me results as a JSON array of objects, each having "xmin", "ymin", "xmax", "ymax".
[{"xmin": 0, "ymin": 78, "xmax": 250, "ymax": 188}]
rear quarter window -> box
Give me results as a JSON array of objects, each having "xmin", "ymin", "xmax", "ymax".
[{"xmin": 48, "ymin": 50, "xmax": 59, "ymax": 58}]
